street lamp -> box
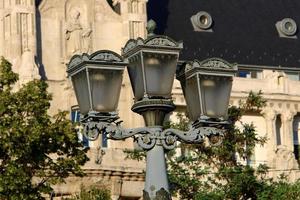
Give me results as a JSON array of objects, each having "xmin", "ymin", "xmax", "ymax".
[
  {"xmin": 67, "ymin": 50, "xmax": 127, "ymax": 120},
  {"xmin": 67, "ymin": 26, "xmax": 237, "ymax": 200},
  {"xmin": 123, "ymin": 36, "xmax": 182, "ymax": 101},
  {"xmin": 176, "ymin": 58, "xmax": 237, "ymax": 125}
]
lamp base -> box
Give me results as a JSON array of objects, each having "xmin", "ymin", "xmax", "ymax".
[
  {"xmin": 81, "ymin": 111, "xmax": 119, "ymax": 123},
  {"xmin": 132, "ymin": 99, "xmax": 175, "ymax": 126}
]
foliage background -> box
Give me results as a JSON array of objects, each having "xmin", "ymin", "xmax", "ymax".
[
  {"xmin": 66, "ymin": 183, "xmax": 111, "ymax": 200},
  {"xmin": 0, "ymin": 58, "xmax": 89, "ymax": 199}
]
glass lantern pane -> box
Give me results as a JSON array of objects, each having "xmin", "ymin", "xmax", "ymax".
[
  {"xmin": 181, "ymin": 75, "xmax": 202, "ymax": 121},
  {"xmin": 143, "ymin": 53, "xmax": 177, "ymax": 98},
  {"xmin": 72, "ymin": 70, "xmax": 90, "ymax": 115},
  {"xmin": 127, "ymin": 57, "xmax": 144, "ymax": 101},
  {"xmin": 200, "ymin": 75, "xmax": 232, "ymax": 119},
  {"xmin": 89, "ymin": 68, "xmax": 123, "ymax": 112}
]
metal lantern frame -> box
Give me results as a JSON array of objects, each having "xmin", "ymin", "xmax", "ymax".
[
  {"xmin": 122, "ymin": 35, "xmax": 183, "ymax": 101},
  {"xmin": 67, "ymin": 50, "xmax": 127, "ymax": 123},
  {"xmin": 68, "ymin": 34, "xmax": 236, "ymax": 200},
  {"xmin": 177, "ymin": 58, "xmax": 238, "ymax": 127}
]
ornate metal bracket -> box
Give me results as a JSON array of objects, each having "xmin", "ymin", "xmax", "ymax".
[{"xmin": 82, "ymin": 120, "xmax": 224, "ymax": 151}]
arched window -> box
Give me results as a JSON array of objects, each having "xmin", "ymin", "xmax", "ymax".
[
  {"xmin": 293, "ymin": 114, "xmax": 300, "ymax": 160},
  {"xmin": 275, "ymin": 115, "xmax": 282, "ymax": 146}
]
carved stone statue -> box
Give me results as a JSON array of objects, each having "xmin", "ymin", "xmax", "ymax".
[{"xmin": 65, "ymin": 9, "xmax": 92, "ymax": 57}]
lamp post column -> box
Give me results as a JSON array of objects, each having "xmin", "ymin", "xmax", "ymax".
[
  {"xmin": 132, "ymin": 99, "xmax": 175, "ymax": 200},
  {"xmin": 144, "ymin": 144, "xmax": 170, "ymax": 199}
]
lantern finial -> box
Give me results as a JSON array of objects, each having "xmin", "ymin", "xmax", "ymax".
[{"xmin": 146, "ymin": 19, "xmax": 157, "ymax": 37}]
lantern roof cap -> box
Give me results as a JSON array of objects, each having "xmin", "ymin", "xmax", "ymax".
[
  {"xmin": 122, "ymin": 35, "xmax": 183, "ymax": 57},
  {"xmin": 67, "ymin": 50, "xmax": 127, "ymax": 76},
  {"xmin": 177, "ymin": 57, "xmax": 238, "ymax": 79}
]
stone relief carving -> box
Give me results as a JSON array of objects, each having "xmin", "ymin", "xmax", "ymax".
[
  {"xmin": 282, "ymin": 111, "xmax": 296, "ymax": 122},
  {"xmin": 262, "ymin": 108, "xmax": 276, "ymax": 121},
  {"xmin": 273, "ymin": 146, "xmax": 298, "ymax": 169},
  {"xmin": 65, "ymin": 9, "xmax": 92, "ymax": 58}
]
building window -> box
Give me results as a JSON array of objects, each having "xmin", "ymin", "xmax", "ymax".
[
  {"xmin": 71, "ymin": 106, "xmax": 89, "ymax": 147},
  {"xmin": 238, "ymin": 70, "xmax": 250, "ymax": 78},
  {"xmin": 286, "ymin": 72, "xmax": 300, "ymax": 81},
  {"xmin": 71, "ymin": 108, "xmax": 80, "ymax": 122},
  {"xmin": 101, "ymin": 134, "xmax": 108, "ymax": 148},
  {"xmin": 237, "ymin": 70, "xmax": 262, "ymax": 79},
  {"xmin": 275, "ymin": 115, "xmax": 282, "ymax": 146},
  {"xmin": 293, "ymin": 114, "xmax": 300, "ymax": 161}
]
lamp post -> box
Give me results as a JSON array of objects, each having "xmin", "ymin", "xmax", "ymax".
[{"xmin": 67, "ymin": 28, "xmax": 237, "ymax": 200}]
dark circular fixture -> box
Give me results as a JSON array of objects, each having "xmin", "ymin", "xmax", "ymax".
[
  {"xmin": 191, "ymin": 11, "xmax": 213, "ymax": 30},
  {"xmin": 280, "ymin": 18, "xmax": 297, "ymax": 36}
]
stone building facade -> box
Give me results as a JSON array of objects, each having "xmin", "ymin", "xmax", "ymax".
[
  {"xmin": 1, "ymin": 0, "xmax": 146, "ymax": 199},
  {"xmin": 1, "ymin": 0, "xmax": 300, "ymax": 199}
]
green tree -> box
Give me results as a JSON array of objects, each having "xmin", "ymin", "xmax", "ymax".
[
  {"xmin": 0, "ymin": 58, "xmax": 89, "ymax": 199},
  {"xmin": 257, "ymin": 178, "xmax": 300, "ymax": 200}
]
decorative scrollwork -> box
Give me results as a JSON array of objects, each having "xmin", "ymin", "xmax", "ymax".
[
  {"xmin": 200, "ymin": 127, "xmax": 225, "ymax": 146},
  {"xmin": 82, "ymin": 121, "xmax": 105, "ymax": 141},
  {"xmin": 145, "ymin": 37, "xmax": 177, "ymax": 47},
  {"xmin": 122, "ymin": 35, "xmax": 183, "ymax": 55},
  {"xmin": 82, "ymin": 121, "xmax": 161, "ymax": 150},
  {"xmin": 89, "ymin": 51, "xmax": 123, "ymax": 62},
  {"xmin": 137, "ymin": 133, "xmax": 157, "ymax": 150},
  {"xmin": 190, "ymin": 58, "xmax": 237, "ymax": 71},
  {"xmin": 202, "ymin": 59, "xmax": 232, "ymax": 69},
  {"xmin": 122, "ymin": 39, "xmax": 138, "ymax": 55},
  {"xmin": 68, "ymin": 55, "xmax": 83, "ymax": 69},
  {"xmin": 67, "ymin": 50, "xmax": 127, "ymax": 76},
  {"xmin": 176, "ymin": 58, "xmax": 238, "ymax": 81},
  {"xmin": 82, "ymin": 120, "xmax": 225, "ymax": 151}
]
